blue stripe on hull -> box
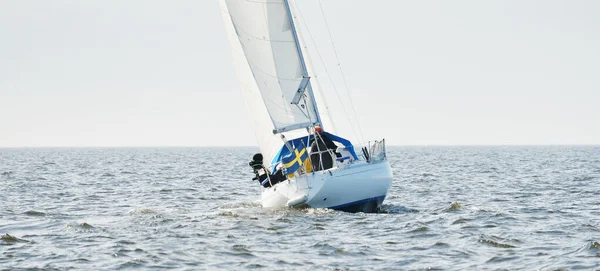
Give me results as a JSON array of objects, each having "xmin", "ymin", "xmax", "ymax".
[{"xmin": 328, "ymin": 195, "xmax": 387, "ymax": 213}]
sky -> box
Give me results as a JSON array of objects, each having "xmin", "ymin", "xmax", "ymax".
[{"xmin": 0, "ymin": 0, "xmax": 599, "ymax": 147}]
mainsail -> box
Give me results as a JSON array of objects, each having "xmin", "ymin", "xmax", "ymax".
[
  {"xmin": 224, "ymin": 0, "xmax": 320, "ymax": 133},
  {"xmin": 220, "ymin": 0, "xmax": 335, "ymax": 162}
]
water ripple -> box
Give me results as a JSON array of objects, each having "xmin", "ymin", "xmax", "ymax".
[{"xmin": 0, "ymin": 146, "xmax": 599, "ymax": 270}]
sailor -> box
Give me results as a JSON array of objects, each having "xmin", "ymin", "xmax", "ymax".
[
  {"xmin": 248, "ymin": 153, "xmax": 286, "ymax": 188},
  {"xmin": 309, "ymin": 126, "xmax": 340, "ymax": 171}
]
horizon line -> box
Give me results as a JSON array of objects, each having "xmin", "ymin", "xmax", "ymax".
[{"xmin": 1, "ymin": 144, "xmax": 599, "ymax": 149}]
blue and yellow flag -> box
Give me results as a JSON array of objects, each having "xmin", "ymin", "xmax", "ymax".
[{"xmin": 281, "ymin": 142, "xmax": 308, "ymax": 174}]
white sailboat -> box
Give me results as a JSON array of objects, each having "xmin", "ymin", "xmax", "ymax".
[{"xmin": 219, "ymin": 0, "xmax": 393, "ymax": 212}]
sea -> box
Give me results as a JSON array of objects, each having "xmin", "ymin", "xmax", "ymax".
[{"xmin": 1, "ymin": 146, "xmax": 599, "ymax": 270}]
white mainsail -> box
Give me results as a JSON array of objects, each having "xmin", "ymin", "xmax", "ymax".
[
  {"xmin": 224, "ymin": 0, "xmax": 320, "ymax": 132},
  {"xmin": 220, "ymin": 0, "xmax": 335, "ymax": 162},
  {"xmin": 291, "ymin": 6, "xmax": 337, "ymax": 134}
]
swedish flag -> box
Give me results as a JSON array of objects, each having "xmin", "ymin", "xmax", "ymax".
[{"xmin": 281, "ymin": 142, "xmax": 308, "ymax": 174}]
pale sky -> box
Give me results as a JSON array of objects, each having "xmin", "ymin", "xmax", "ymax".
[{"xmin": 1, "ymin": 0, "xmax": 598, "ymax": 147}]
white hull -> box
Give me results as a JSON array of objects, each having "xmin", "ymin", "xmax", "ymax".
[{"xmin": 261, "ymin": 160, "xmax": 393, "ymax": 212}]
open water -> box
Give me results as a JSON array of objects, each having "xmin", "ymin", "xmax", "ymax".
[{"xmin": 1, "ymin": 146, "xmax": 599, "ymax": 270}]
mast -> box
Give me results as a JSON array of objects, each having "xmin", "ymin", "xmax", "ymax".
[{"xmin": 282, "ymin": 0, "xmax": 322, "ymax": 131}]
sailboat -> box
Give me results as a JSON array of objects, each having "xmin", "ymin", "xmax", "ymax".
[{"xmin": 219, "ymin": 0, "xmax": 393, "ymax": 212}]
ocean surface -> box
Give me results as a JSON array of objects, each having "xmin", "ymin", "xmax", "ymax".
[{"xmin": 1, "ymin": 146, "xmax": 599, "ymax": 270}]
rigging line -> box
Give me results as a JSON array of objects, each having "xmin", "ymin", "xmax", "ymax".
[
  {"xmin": 318, "ymin": 0, "xmax": 365, "ymax": 144},
  {"xmin": 291, "ymin": 0, "xmax": 361, "ymax": 143}
]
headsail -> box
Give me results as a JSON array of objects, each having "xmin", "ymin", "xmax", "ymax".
[
  {"xmin": 220, "ymin": 0, "xmax": 283, "ymax": 162},
  {"xmin": 224, "ymin": 0, "xmax": 321, "ymax": 133}
]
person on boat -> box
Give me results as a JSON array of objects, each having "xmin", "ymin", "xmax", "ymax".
[
  {"xmin": 249, "ymin": 153, "xmax": 286, "ymax": 188},
  {"xmin": 309, "ymin": 126, "xmax": 341, "ymax": 171}
]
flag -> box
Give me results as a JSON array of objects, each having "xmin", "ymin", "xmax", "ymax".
[{"xmin": 281, "ymin": 142, "xmax": 308, "ymax": 174}]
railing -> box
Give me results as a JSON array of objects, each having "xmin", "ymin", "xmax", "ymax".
[
  {"xmin": 306, "ymin": 148, "xmax": 340, "ymax": 172},
  {"xmin": 350, "ymin": 139, "xmax": 387, "ymax": 163},
  {"xmin": 368, "ymin": 139, "xmax": 387, "ymax": 163}
]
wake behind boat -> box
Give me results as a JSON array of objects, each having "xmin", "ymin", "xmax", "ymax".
[{"xmin": 219, "ymin": 0, "xmax": 393, "ymax": 212}]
